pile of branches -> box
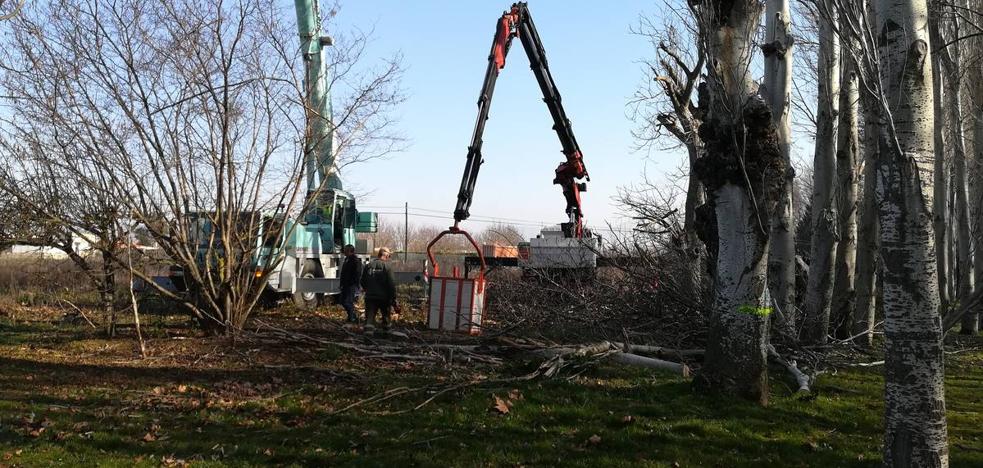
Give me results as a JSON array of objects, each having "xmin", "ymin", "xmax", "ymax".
[
  {"xmin": 246, "ymin": 320, "xmax": 704, "ymax": 412},
  {"xmin": 484, "ymin": 261, "xmax": 710, "ymax": 350}
]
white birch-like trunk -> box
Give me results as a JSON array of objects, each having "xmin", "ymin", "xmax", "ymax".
[
  {"xmin": 764, "ymin": 0, "xmax": 796, "ymax": 335},
  {"xmin": 972, "ymin": 99, "xmax": 983, "ymax": 320},
  {"xmin": 802, "ymin": 5, "xmax": 840, "ymax": 344},
  {"xmin": 832, "ymin": 30, "xmax": 859, "ymax": 339},
  {"xmin": 691, "ymin": 0, "xmax": 779, "ymax": 405},
  {"xmin": 875, "ymin": 0, "xmax": 948, "ymax": 464},
  {"xmin": 949, "ymin": 87, "xmax": 977, "ymax": 334},
  {"xmin": 938, "ymin": 8, "xmax": 978, "ymax": 333},
  {"xmin": 928, "ymin": 5, "xmax": 952, "ymax": 311},
  {"xmin": 698, "ymin": 183, "xmax": 772, "ymax": 403},
  {"xmin": 853, "ymin": 116, "xmax": 880, "ymax": 347}
]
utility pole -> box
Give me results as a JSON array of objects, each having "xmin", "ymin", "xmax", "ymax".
[{"xmin": 404, "ymin": 202, "xmax": 409, "ymax": 262}]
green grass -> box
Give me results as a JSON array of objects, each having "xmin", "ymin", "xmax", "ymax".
[{"xmin": 1, "ymin": 317, "xmax": 982, "ymax": 466}]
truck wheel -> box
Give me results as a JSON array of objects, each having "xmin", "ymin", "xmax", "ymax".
[{"xmin": 293, "ymin": 261, "xmax": 321, "ymax": 310}]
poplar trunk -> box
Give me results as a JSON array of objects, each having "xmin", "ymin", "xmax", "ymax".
[
  {"xmin": 764, "ymin": 0, "xmax": 796, "ymax": 335},
  {"xmin": 875, "ymin": 0, "xmax": 949, "ymax": 464},
  {"xmin": 802, "ymin": 7, "xmax": 840, "ymax": 344}
]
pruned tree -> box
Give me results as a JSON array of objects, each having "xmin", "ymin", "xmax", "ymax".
[
  {"xmin": 688, "ymin": 0, "xmax": 786, "ymax": 405},
  {"xmin": 630, "ymin": 2, "xmax": 708, "ymax": 291}
]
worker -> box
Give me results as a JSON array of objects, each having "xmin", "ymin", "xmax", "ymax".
[
  {"xmin": 339, "ymin": 244, "xmax": 362, "ymax": 323},
  {"xmin": 360, "ymin": 246, "xmax": 397, "ymax": 332}
]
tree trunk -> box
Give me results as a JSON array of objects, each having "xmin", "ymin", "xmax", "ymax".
[
  {"xmin": 853, "ymin": 115, "xmax": 880, "ymax": 347},
  {"xmin": 684, "ymin": 140, "xmax": 707, "ymax": 291},
  {"xmin": 764, "ymin": 0, "xmax": 796, "ymax": 335},
  {"xmin": 974, "ymin": 108, "xmax": 983, "ymax": 313},
  {"xmin": 832, "ymin": 30, "xmax": 859, "ymax": 339},
  {"xmin": 802, "ymin": 7, "xmax": 840, "ymax": 344},
  {"xmin": 928, "ymin": 3, "xmax": 951, "ymax": 312},
  {"xmin": 937, "ymin": 10, "xmax": 978, "ymax": 333},
  {"xmin": 101, "ymin": 251, "xmax": 116, "ymax": 338},
  {"xmin": 691, "ymin": 0, "xmax": 781, "ymax": 405},
  {"xmin": 950, "ymin": 91, "xmax": 977, "ymax": 334},
  {"xmin": 875, "ymin": 0, "xmax": 949, "ymax": 465}
]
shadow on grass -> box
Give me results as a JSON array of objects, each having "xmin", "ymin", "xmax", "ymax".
[{"xmin": 1, "ymin": 349, "xmax": 982, "ymax": 466}]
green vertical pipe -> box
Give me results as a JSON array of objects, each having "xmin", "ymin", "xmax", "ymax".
[{"xmin": 294, "ymin": 0, "xmax": 341, "ymax": 192}]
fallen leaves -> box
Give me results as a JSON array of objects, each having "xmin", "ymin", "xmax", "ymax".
[
  {"xmin": 491, "ymin": 395, "xmax": 511, "ymax": 415},
  {"xmin": 19, "ymin": 414, "xmax": 52, "ymax": 439},
  {"xmin": 161, "ymin": 455, "xmax": 188, "ymax": 467},
  {"xmin": 142, "ymin": 422, "xmax": 161, "ymax": 442},
  {"xmin": 490, "ymin": 389, "xmax": 524, "ymax": 415}
]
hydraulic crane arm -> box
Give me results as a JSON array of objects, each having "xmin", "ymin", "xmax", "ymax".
[{"xmin": 452, "ymin": 2, "xmax": 590, "ymax": 238}]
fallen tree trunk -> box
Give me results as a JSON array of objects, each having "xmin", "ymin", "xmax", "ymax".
[
  {"xmin": 767, "ymin": 345, "xmax": 810, "ymax": 393},
  {"xmin": 611, "ymin": 352, "xmax": 691, "ymax": 378},
  {"xmin": 536, "ymin": 342, "xmax": 691, "ymax": 377},
  {"xmin": 613, "ymin": 343, "xmax": 705, "ymax": 359}
]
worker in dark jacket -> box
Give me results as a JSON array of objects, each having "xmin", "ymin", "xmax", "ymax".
[
  {"xmin": 360, "ymin": 247, "xmax": 397, "ymax": 331},
  {"xmin": 339, "ymin": 244, "xmax": 362, "ymax": 323}
]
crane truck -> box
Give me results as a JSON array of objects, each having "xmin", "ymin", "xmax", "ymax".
[{"xmin": 429, "ymin": 2, "xmax": 600, "ymax": 276}]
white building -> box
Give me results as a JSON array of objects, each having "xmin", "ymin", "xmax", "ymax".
[{"xmin": 6, "ymin": 234, "xmax": 94, "ymax": 258}]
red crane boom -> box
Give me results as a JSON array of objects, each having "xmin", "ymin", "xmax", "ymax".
[{"xmin": 452, "ymin": 2, "xmax": 590, "ymax": 238}]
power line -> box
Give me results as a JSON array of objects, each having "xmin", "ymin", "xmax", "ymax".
[
  {"xmin": 362, "ymin": 204, "xmax": 567, "ymax": 226},
  {"xmin": 373, "ymin": 211, "xmax": 548, "ymax": 228},
  {"xmin": 371, "ymin": 209, "xmax": 640, "ymax": 234}
]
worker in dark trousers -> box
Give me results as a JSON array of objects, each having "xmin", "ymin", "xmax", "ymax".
[
  {"xmin": 339, "ymin": 244, "xmax": 362, "ymax": 323},
  {"xmin": 360, "ymin": 247, "xmax": 397, "ymax": 332}
]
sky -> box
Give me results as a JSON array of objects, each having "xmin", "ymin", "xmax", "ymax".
[{"xmin": 322, "ymin": 1, "xmax": 676, "ymax": 237}]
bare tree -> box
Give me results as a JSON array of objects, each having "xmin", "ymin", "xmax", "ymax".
[
  {"xmin": 0, "ymin": 151, "xmax": 126, "ymax": 336},
  {"xmin": 475, "ymin": 224, "xmax": 524, "ymax": 247},
  {"xmin": 853, "ymin": 112, "xmax": 880, "ymax": 347},
  {"xmin": 688, "ymin": 0, "xmax": 785, "ymax": 405},
  {"xmin": 929, "ymin": 0, "xmax": 954, "ymax": 312},
  {"xmin": 630, "ymin": 3, "xmax": 707, "ymax": 291},
  {"xmin": 972, "ymin": 24, "xmax": 983, "ymax": 316},
  {"xmin": 0, "ymin": 0, "xmax": 403, "ymax": 334},
  {"xmin": 801, "ymin": 0, "xmax": 840, "ymax": 344},
  {"xmin": 935, "ymin": 0, "xmax": 978, "ymax": 334},
  {"xmin": 824, "ymin": 0, "xmax": 949, "ymax": 463},
  {"xmin": 874, "ymin": 1, "xmax": 948, "ymax": 459},
  {"xmin": 763, "ymin": 0, "xmax": 797, "ymax": 336},
  {"xmin": 831, "ymin": 13, "xmax": 860, "ymax": 339}
]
